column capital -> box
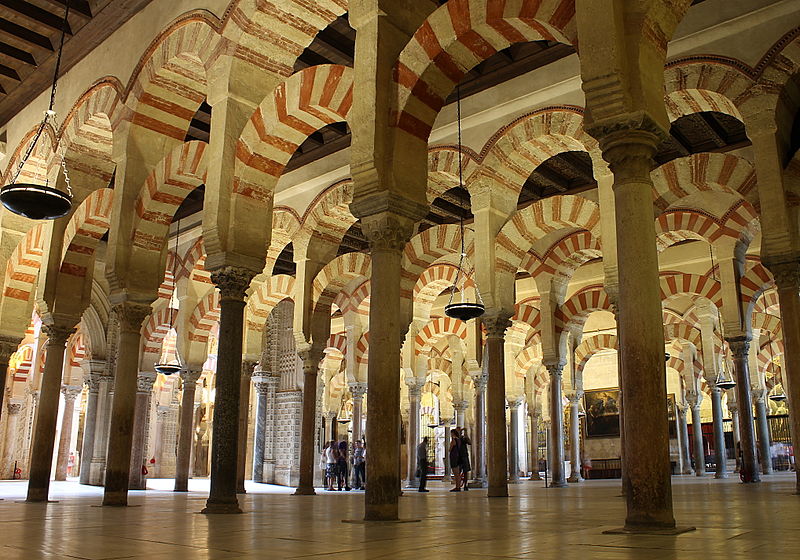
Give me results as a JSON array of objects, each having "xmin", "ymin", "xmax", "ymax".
[
  {"xmin": 252, "ymin": 375, "xmax": 278, "ymax": 394},
  {"xmin": 0, "ymin": 334, "xmax": 22, "ymax": 361},
  {"xmin": 241, "ymin": 360, "xmax": 258, "ymax": 378},
  {"xmin": 210, "ymin": 266, "xmax": 256, "ymax": 301},
  {"xmin": 349, "ymin": 382, "xmax": 368, "ymax": 399},
  {"xmin": 506, "ymin": 397, "xmax": 523, "ymax": 409},
  {"xmin": 180, "ymin": 367, "xmax": 203, "ymax": 385},
  {"xmin": 6, "ymin": 400, "xmax": 22, "ymax": 415},
  {"xmin": 751, "ymin": 387, "xmax": 766, "ymax": 404},
  {"xmin": 726, "ymin": 336, "xmax": 751, "ymax": 360},
  {"xmin": 112, "ymin": 301, "xmax": 152, "ymax": 334},
  {"xmin": 685, "ymin": 391, "xmax": 702, "ymax": 408},
  {"xmin": 766, "ymin": 261, "xmax": 800, "ymax": 291},
  {"xmin": 84, "ymin": 374, "xmax": 101, "ymax": 393},
  {"xmin": 299, "ymin": 349, "xmax": 324, "ymax": 373},
  {"xmin": 544, "ymin": 360, "xmax": 566, "ymax": 379},
  {"xmin": 586, "ymin": 112, "xmax": 666, "ymax": 169},
  {"xmin": 470, "ymin": 371, "xmax": 489, "ymax": 390},
  {"xmin": 358, "ymin": 210, "xmax": 419, "ymax": 253},
  {"xmin": 482, "ymin": 311, "xmax": 512, "ymax": 338},
  {"xmin": 454, "ymin": 399, "xmax": 470, "ymax": 412},
  {"xmin": 137, "ymin": 371, "xmax": 158, "ymax": 394},
  {"xmin": 565, "ymin": 391, "xmax": 584, "ymax": 404},
  {"xmin": 61, "ymin": 385, "xmax": 82, "ymax": 400},
  {"xmin": 42, "ymin": 323, "xmax": 76, "ymax": 346}
]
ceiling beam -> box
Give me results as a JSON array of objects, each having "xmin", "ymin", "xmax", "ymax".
[
  {"xmin": 0, "ymin": 18, "xmax": 53, "ymax": 50},
  {"xmin": 40, "ymin": 0, "xmax": 92, "ymax": 19},
  {"xmin": 0, "ymin": 0, "xmax": 74, "ymax": 35}
]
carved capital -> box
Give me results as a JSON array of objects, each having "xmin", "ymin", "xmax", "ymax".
[
  {"xmin": 211, "ymin": 266, "xmax": 255, "ymax": 301},
  {"xmin": 482, "ymin": 311, "xmax": 512, "ymax": 338},
  {"xmin": 0, "ymin": 334, "xmax": 22, "ymax": 362},
  {"xmin": 566, "ymin": 391, "xmax": 583, "ymax": 404},
  {"xmin": 586, "ymin": 111, "xmax": 666, "ymax": 159},
  {"xmin": 453, "ymin": 399, "xmax": 470, "ymax": 412},
  {"xmin": 241, "ymin": 360, "xmax": 258, "ymax": 378},
  {"xmin": 42, "ymin": 323, "xmax": 76, "ymax": 346},
  {"xmin": 359, "ymin": 212, "xmax": 417, "ymax": 253},
  {"xmin": 727, "ymin": 337, "xmax": 751, "ymax": 360},
  {"xmin": 299, "ymin": 349, "xmax": 324, "ymax": 373},
  {"xmin": 751, "ymin": 386, "xmax": 766, "ymax": 404},
  {"xmin": 470, "ymin": 371, "xmax": 489, "ymax": 390},
  {"xmin": 180, "ymin": 367, "xmax": 203, "ymax": 385},
  {"xmin": 113, "ymin": 301, "xmax": 152, "ymax": 334},
  {"xmin": 252, "ymin": 375, "xmax": 278, "ymax": 394},
  {"xmin": 6, "ymin": 400, "xmax": 22, "ymax": 415},
  {"xmin": 84, "ymin": 374, "xmax": 101, "ymax": 393},
  {"xmin": 768, "ymin": 261, "xmax": 800, "ymax": 292},
  {"xmin": 61, "ymin": 385, "xmax": 82, "ymax": 400},
  {"xmin": 137, "ymin": 371, "xmax": 158, "ymax": 394},
  {"xmin": 545, "ymin": 361, "xmax": 565, "ymax": 379},
  {"xmin": 349, "ymin": 382, "xmax": 368, "ymax": 399}
]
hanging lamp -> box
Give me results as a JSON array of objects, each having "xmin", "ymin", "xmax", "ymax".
[
  {"xmin": 708, "ymin": 245, "xmax": 736, "ymax": 390},
  {"xmin": 154, "ymin": 219, "xmax": 184, "ymax": 376},
  {"xmin": 0, "ymin": 2, "xmax": 74, "ymax": 220},
  {"xmin": 444, "ymin": 84, "xmax": 485, "ymax": 322}
]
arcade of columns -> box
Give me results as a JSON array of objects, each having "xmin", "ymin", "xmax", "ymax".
[{"xmin": 0, "ymin": 0, "xmax": 798, "ymax": 532}]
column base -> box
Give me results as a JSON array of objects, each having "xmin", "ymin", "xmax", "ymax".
[
  {"xmin": 529, "ymin": 473, "xmax": 542, "ymax": 481},
  {"xmin": 567, "ymin": 475, "xmax": 583, "ymax": 483},
  {"xmin": 293, "ymin": 487, "xmax": 316, "ymax": 496},
  {"xmin": 404, "ymin": 479, "xmax": 419, "ymax": 489},
  {"xmin": 603, "ymin": 525, "xmax": 696, "ymax": 536},
  {"xmin": 201, "ymin": 501, "xmax": 243, "ymax": 514},
  {"xmin": 487, "ymin": 487, "xmax": 509, "ymax": 497},
  {"xmin": 468, "ymin": 479, "xmax": 487, "ymax": 488},
  {"xmin": 507, "ymin": 478, "xmax": 522, "ymax": 485},
  {"xmin": 548, "ymin": 481, "xmax": 568, "ymax": 488},
  {"xmin": 343, "ymin": 518, "xmax": 421, "ymax": 525},
  {"xmin": 714, "ymin": 472, "xmax": 729, "ymax": 479}
]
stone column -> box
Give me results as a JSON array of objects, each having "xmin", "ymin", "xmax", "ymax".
[
  {"xmin": 454, "ymin": 400, "xmax": 468, "ymax": 429},
  {"xmin": 529, "ymin": 411, "xmax": 542, "ymax": 480},
  {"xmin": 203, "ymin": 267, "xmax": 254, "ymax": 514},
  {"xmin": 676, "ymin": 403, "xmax": 693, "ymax": 474},
  {"xmin": 596, "ymin": 124, "xmax": 676, "ymax": 529},
  {"xmin": 350, "ymin": 382, "xmax": 367, "ymax": 444},
  {"xmin": 174, "ymin": 367, "xmax": 202, "ymax": 491},
  {"xmin": 729, "ymin": 400, "xmax": 741, "ymax": 472},
  {"xmin": 546, "ymin": 362, "xmax": 567, "ymax": 488},
  {"xmin": 128, "ymin": 371, "xmax": 156, "ymax": 490},
  {"xmin": 752, "ymin": 389, "xmax": 773, "ymax": 475},
  {"xmin": 236, "ymin": 360, "xmax": 256, "ymax": 493},
  {"xmin": 567, "ymin": 394, "xmax": 583, "ymax": 483},
  {"xmin": 687, "ymin": 394, "xmax": 705, "ymax": 477},
  {"xmin": 710, "ymin": 386, "xmax": 728, "ymax": 478},
  {"xmin": 0, "ymin": 335, "xmax": 22, "ymax": 423},
  {"xmin": 103, "ymin": 301, "xmax": 152, "ymax": 506},
  {"xmin": 27, "ymin": 322, "xmax": 75, "ymax": 502},
  {"xmin": 294, "ymin": 350, "xmax": 323, "ymax": 495},
  {"xmin": 79, "ymin": 362, "xmax": 103, "ymax": 485},
  {"xmin": 484, "ymin": 313, "xmax": 512, "ymax": 497},
  {"xmin": 728, "ymin": 337, "xmax": 760, "ymax": 483},
  {"xmin": 153, "ymin": 406, "xmax": 169, "ymax": 478},
  {"xmin": 55, "ymin": 385, "xmax": 82, "ymax": 480},
  {"xmin": 405, "ymin": 382, "xmax": 421, "ymax": 488},
  {"xmin": 769, "ymin": 263, "xmax": 800, "ymax": 491},
  {"xmin": 470, "ymin": 371, "xmax": 488, "ymax": 486},
  {"xmin": 507, "ymin": 398, "xmax": 522, "ymax": 482},
  {"xmin": 2, "ymin": 401, "xmax": 23, "ymax": 475},
  {"xmin": 251, "ymin": 375, "xmax": 272, "ymax": 483}
]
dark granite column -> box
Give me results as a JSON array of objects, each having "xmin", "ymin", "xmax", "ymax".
[
  {"xmin": 484, "ymin": 313, "xmax": 512, "ymax": 498},
  {"xmin": 236, "ymin": 360, "xmax": 256, "ymax": 493},
  {"xmin": 295, "ymin": 350, "xmax": 323, "ymax": 495},
  {"xmin": 728, "ymin": 337, "xmax": 760, "ymax": 483},
  {"xmin": 174, "ymin": 367, "xmax": 202, "ymax": 491},
  {"xmin": 710, "ymin": 385, "xmax": 728, "ymax": 478}
]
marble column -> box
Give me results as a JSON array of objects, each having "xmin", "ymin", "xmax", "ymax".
[
  {"xmin": 769, "ymin": 263, "xmax": 800, "ymax": 492},
  {"xmin": 676, "ymin": 404, "xmax": 693, "ymax": 474},
  {"xmin": 729, "ymin": 400, "xmax": 742, "ymax": 472},
  {"xmin": 55, "ymin": 385, "xmax": 82, "ymax": 480},
  {"xmin": 567, "ymin": 394, "xmax": 583, "ymax": 483},
  {"xmin": 405, "ymin": 383, "xmax": 421, "ymax": 488},
  {"xmin": 2, "ymin": 401, "xmax": 23, "ymax": 476},
  {"xmin": 358, "ymin": 212, "xmax": 417, "ymax": 521},
  {"xmin": 687, "ymin": 395, "xmax": 705, "ymax": 476},
  {"xmin": 89, "ymin": 371, "xmax": 114, "ymax": 485},
  {"xmin": 294, "ymin": 350, "xmax": 323, "ymax": 495},
  {"xmin": 0, "ymin": 335, "xmax": 22, "ymax": 423},
  {"xmin": 598, "ymin": 125, "xmax": 676, "ymax": 529},
  {"xmin": 728, "ymin": 337, "xmax": 760, "ymax": 482},
  {"xmin": 753, "ymin": 389, "xmax": 773, "ymax": 475},
  {"xmin": 546, "ymin": 362, "xmax": 567, "ymax": 488},
  {"xmin": 484, "ymin": 313, "xmax": 512, "ymax": 497},
  {"xmin": 79, "ymin": 362, "xmax": 103, "ymax": 485},
  {"xmin": 27, "ymin": 322, "xmax": 76, "ymax": 502},
  {"xmin": 103, "ymin": 301, "xmax": 152, "ymax": 506},
  {"xmin": 153, "ymin": 406, "xmax": 169, "ymax": 478},
  {"xmin": 470, "ymin": 371, "xmax": 488, "ymax": 486},
  {"xmin": 529, "ymin": 412, "xmax": 542, "ymax": 480},
  {"xmin": 350, "ymin": 382, "xmax": 367, "ymax": 444},
  {"xmin": 710, "ymin": 386, "xmax": 729, "ymax": 478},
  {"xmin": 175, "ymin": 367, "xmax": 202, "ymax": 491},
  {"xmin": 203, "ymin": 267, "xmax": 254, "ymax": 514},
  {"xmin": 128, "ymin": 371, "xmax": 156, "ymax": 490},
  {"xmin": 454, "ymin": 400, "xmax": 468, "ymax": 429},
  {"xmin": 251, "ymin": 374, "xmax": 273, "ymax": 483},
  {"xmin": 507, "ymin": 398, "xmax": 522, "ymax": 482},
  {"xmin": 236, "ymin": 360, "xmax": 256, "ymax": 493}
]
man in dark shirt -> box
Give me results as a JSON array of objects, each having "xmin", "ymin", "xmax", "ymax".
[{"xmin": 417, "ymin": 437, "xmax": 430, "ymax": 492}]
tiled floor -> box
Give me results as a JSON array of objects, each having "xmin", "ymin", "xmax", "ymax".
[{"xmin": 0, "ymin": 473, "xmax": 797, "ymax": 559}]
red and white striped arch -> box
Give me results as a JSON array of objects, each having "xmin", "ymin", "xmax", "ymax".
[
  {"xmin": 524, "ymin": 229, "xmax": 602, "ymax": 281},
  {"xmin": 413, "ymin": 264, "xmax": 466, "ymax": 322},
  {"xmin": 474, "ymin": 107, "xmax": 595, "ymax": 198},
  {"xmin": 655, "ymin": 209, "xmax": 729, "ymax": 251},
  {"xmin": 312, "ymin": 252, "xmax": 371, "ymax": 310},
  {"xmin": 59, "ymin": 188, "xmax": 113, "ymax": 280},
  {"xmin": 394, "ymin": 0, "xmax": 577, "ymax": 143},
  {"xmin": 575, "ymin": 334, "xmax": 618, "ymax": 376},
  {"xmin": 402, "ymin": 223, "xmax": 473, "ymax": 301},
  {"xmin": 188, "ymin": 291, "xmax": 220, "ymax": 345},
  {"xmin": 415, "ymin": 316, "xmax": 468, "ymax": 356},
  {"xmin": 555, "ymin": 285, "xmax": 612, "ymax": 333},
  {"xmin": 2, "ymin": 224, "xmax": 45, "ymax": 305},
  {"xmin": 511, "ymin": 302, "xmax": 542, "ymax": 346},
  {"xmin": 659, "ymin": 273, "xmax": 723, "ymax": 308},
  {"xmin": 497, "ymin": 195, "xmax": 600, "ymax": 276},
  {"xmin": 754, "ymin": 287, "xmax": 779, "ymax": 315},
  {"xmin": 247, "ymin": 274, "xmax": 295, "ymax": 332},
  {"xmin": 264, "ymin": 206, "xmax": 301, "ymax": 276},
  {"xmin": 235, "ymin": 64, "xmax": 353, "ymax": 202},
  {"xmin": 752, "ymin": 311, "xmax": 782, "ymax": 340},
  {"xmin": 2, "ymin": 123, "xmax": 56, "ymax": 186},
  {"xmin": 299, "ymin": 179, "xmax": 355, "ymax": 255},
  {"xmin": 514, "ymin": 346, "xmax": 542, "ymax": 379},
  {"xmin": 427, "ymin": 146, "xmax": 479, "ymax": 202},
  {"xmin": 663, "ymin": 323, "xmax": 702, "ymax": 350},
  {"xmin": 740, "ymin": 260, "xmax": 774, "ymax": 314},
  {"xmin": 142, "ymin": 306, "xmax": 178, "ymax": 356},
  {"xmin": 355, "ymin": 331, "xmax": 370, "ymax": 367},
  {"xmin": 326, "ymin": 332, "xmax": 347, "ymax": 357}
]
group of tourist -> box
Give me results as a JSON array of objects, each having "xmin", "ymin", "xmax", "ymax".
[
  {"xmin": 321, "ymin": 440, "xmax": 366, "ymax": 491},
  {"xmin": 416, "ymin": 427, "xmax": 472, "ymax": 492}
]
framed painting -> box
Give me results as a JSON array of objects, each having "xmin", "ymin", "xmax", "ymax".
[{"xmin": 584, "ymin": 388, "xmax": 621, "ymax": 438}]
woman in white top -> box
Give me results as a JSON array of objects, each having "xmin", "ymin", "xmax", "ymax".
[{"xmin": 325, "ymin": 442, "xmax": 339, "ymax": 491}]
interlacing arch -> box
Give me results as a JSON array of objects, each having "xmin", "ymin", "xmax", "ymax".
[
  {"xmin": 333, "ymin": 279, "xmax": 370, "ymax": 318},
  {"xmin": 393, "ymin": 0, "xmax": 578, "ymax": 143},
  {"xmin": 188, "ymin": 290, "xmax": 220, "ymax": 345},
  {"xmin": 555, "ymin": 285, "xmax": 612, "ymax": 333},
  {"xmin": 415, "ymin": 317, "xmax": 467, "ymax": 356},
  {"xmin": 312, "ymin": 252, "xmax": 371, "ymax": 310},
  {"xmin": 126, "ymin": 16, "xmax": 217, "ymax": 141},
  {"xmin": 523, "ymin": 229, "xmax": 602, "ymax": 281},
  {"xmin": 473, "ymin": 107, "xmax": 596, "ymax": 199},
  {"xmin": 659, "ymin": 273, "xmax": 723, "ymax": 308},
  {"xmin": 650, "ymin": 152, "xmax": 757, "ymax": 213},
  {"xmin": 235, "ymin": 64, "xmax": 353, "ymax": 201},
  {"xmin": 60, "ymin": 188, "xmax": 114, "ymax": 280},
  {"xmin": 427, "ymin": 146, "xmax": 479, "ymax": 202},
  {"xmin": 496, "ymin": 195, "xmax": 601, "ymax": 276},
  {"xmin": 574, "ymin": 334, "xmax": 618, "ymax": 376}
]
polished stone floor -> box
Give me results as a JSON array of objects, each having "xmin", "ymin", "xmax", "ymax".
[{"xmin": 0, "ymin": 473, "xmax": 797, "ymax": 559}]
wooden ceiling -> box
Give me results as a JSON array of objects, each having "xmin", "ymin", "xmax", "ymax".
[{"xmin": 0, "ymin": 0, "xmax": 153, "ymax": 126}]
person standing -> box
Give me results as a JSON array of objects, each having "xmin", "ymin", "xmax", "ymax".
[
  {"xmin": 459, "ymin": 428, "xmax": 472, "ymax": 491},
  {"xmin": 325, "ymin": 440, "xmax": 338, "ymax": 491},
  {"xmin": 353, "ymin": 440, "xmax": 366, "ymax": 490},
  {"xmin": 337, "ymin": 440, "xmax": 351, "ymax": 491},
  {"xmin": 449, "ymin": 429, "xmax": 462, "ymax": 492},
  {"xmin": 417, "ymin": 437, "xmax": 430, "ymax": 492}
]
